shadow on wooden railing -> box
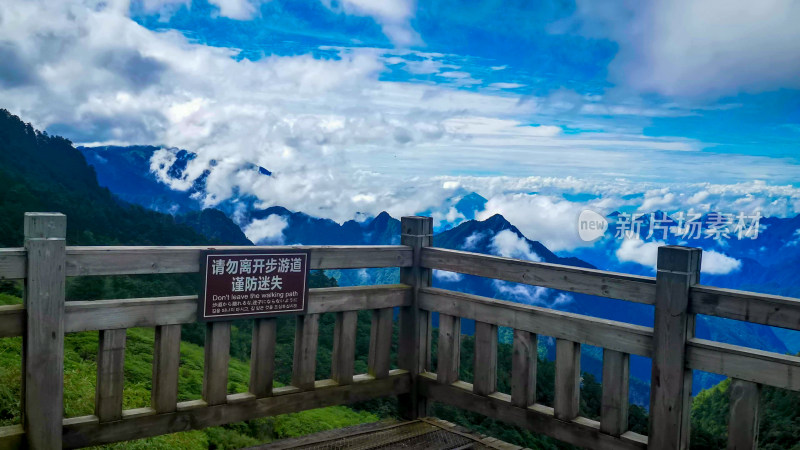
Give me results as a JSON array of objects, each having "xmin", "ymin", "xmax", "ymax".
[{"xmin": 0, "ymin": 213, "xmax": 798, "ymax": 449}]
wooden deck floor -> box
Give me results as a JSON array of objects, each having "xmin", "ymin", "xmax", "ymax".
[{"xmin": 247, "ymin": 417, "xmax": 530, "ymax": 450}]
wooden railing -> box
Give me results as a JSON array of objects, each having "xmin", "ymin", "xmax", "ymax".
[{"xmin": 0, "ymin": 213, "xmax": 799, "ymax": 449}]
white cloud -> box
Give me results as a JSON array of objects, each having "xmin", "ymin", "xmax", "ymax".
[
  {"xmin": 615, "ymin": 239, "xmax": 742, "ymax": 275},
  {"xmin": 208, "ymin": 0, "xmax": 257, "ymax": 19},
  {"xmin": 492, "ymin": 281, "xmax": 575, "ymax": 308},
  {"xmin": 243, "ymin": 214, "xmax": 289, "ymax": 244},
  {"xmin": 323, "ymin": 0, "xmax": 419, "ymax": 46},
  {"xmin": 570, "ymin": 0, "xmax": 800, "ymax": 97},
  {"xmin": 615, "ymin": 239, "xmax": 662, "ymax": 268},
  {"xmin": 490, "ymin": 230, "xmax": 542, "ymax": 261},
  {"xmin": 487, "ymin": 82, "xmax": 525, "ymax": 90},
  {"xmin": 701, "ymin": 250, "xmax": 742, "ymax": 275},
  {"xmin": 433, "ymin": 270, "xmax": 463, "ymax": 282},
  {"xmin": 462, "ymin": 231, "xmax": 486, "ymax": 250}
]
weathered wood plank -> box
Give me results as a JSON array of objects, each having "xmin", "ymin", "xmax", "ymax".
[
  {"xmin": 437, "ymin": 313, "xmax": 461, "ymax": 385},
  {"xmin": 420, "ymin": 247, "xmax": 656, "ymax": 304},
  {"xmin": 203, "ymin": 321, "xmax": 231, "ymax": 405},
  {"xmin": 250, "ymin": 318, "xmax": 277, "ymax": 397},
  {"xmin": 0, "ymin": 285, "xmax": 412, "ymax": 338},
  {"xmin": 151, "ymin": 324, "xmax": 181, "ymax": 413},
  {"xmin": 600, "ymin": 349, "xmax": 629, "ymax": 437},
  {"xmin": 331, "ymin": 311, "xmax": 357, "ymax": 385},
  {"xmin": 292, "ymin": 314, "xmax": 320, "ymax": 390},
  {"xmin": 686, "ymin": 338, "xmax": 800, "ymax": 391},
  {"xmin": 61, "ymin": 371, "xmax": 411, "ymax": 449},
  {"xmin": 554, "ymin": 339, "xmax": 581, "ymax": 421},
  {"xmin": 0, "ymin": 248, "xmax": 25, "ymax": 280},
  {"xmin": 648, "ymin": 246, "xmax": 701, "ymax": 450},
  {"xmin": 473, "ymin": 321, "xmax": 498, "ymax": 396},
  {"xmin": 0, "ymin": 305, "xmax": 23, "ymax": 338},
  {"xmin": 419, "ymin": 287, "xmax": 653, "ymax": 357},
  {"xmin": 511, "ymin": 330, "xmax": 537, "ymax": 408},
  {"xmin": 64, "ymin": 245, "xmax": 412, "ymax": 276},
  {"xmin": 95, "ymin": 329, "xmax": 127, "ymax": 422},
  {"xmin": 418, "ymin": 373, "xmax": 647, "ymax": 450},
  {"xmin": 690, "ymin": 285, "xmax": 800, "ymax": 331},
  {"xmin": 727, "ymin": 379, "xmax": 760, "ymax": 450},
  {"xmin": 0, "ymin": 424, "xmax": 24, "ymax": 450},
  {"xmin": 23, "ymin": 212, "xmax": 66, "ymax": 450},
  {"xmin": 398, "ymin": 216, "xmax": 433, "ymax": 419},
  {"xmin": 368, "ymin": 308, "xmax": 393, "ymax": 379}
]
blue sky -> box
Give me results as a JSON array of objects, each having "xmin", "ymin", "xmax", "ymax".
[{"xmin": 1, "ymin": 0, "xmax": 799, "ymax": 249}]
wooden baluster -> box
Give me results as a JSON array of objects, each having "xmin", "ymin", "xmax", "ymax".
[
  {"xmin": 23, "ymin": 212, "xmax": 66, "ymax": 449},
  {"xmin": 473, "ymin": 321, "xmax": 497, "ymax": 396},
  {"xmin": 95, "ymin": 329, "xmax": 126, "ymax": 422},
  {"xmin": 727, "ymin": 379, "xmax": 760, "ymax": 450},
  {"xmin": 203, "ymin": 321, "xmax": 231, "ymax": 405},
  {"xmin": 292, "ymin": 313, "xmax": 320, "ymax": 390},
  {"xmin": 368, "ymin": 308, "xmax": 394, "ymax": 379},
  {"xmin": 554, "ymin": 339, "xmax": 581, "ymax": 421},
  {"xmin": 151, "ymin": 324, "xmax": 181, "ymax": 413},
  {"xmin": 511, "ymin": 330, "xmax": 537, "ymax": 408},
  {"xmin": 600, "ymin": 349, "xmax": 629, "ymax": 436},
  {"xmin": 437, "ymin": 314, "xmax": 461, "ymax": 385},
  {"xmin": 398, "ymin": 216, "xmax": 433, "ymax": 419},
  {"xmin": 649, "ymin": 246, "xmax": 701, "ymax": 450},
  {"xmin": 250, "ymin": 318, "xmax": 277, "ymax": 397},
  {"xmin": 331, "ymin": 311, "xmax": 357, "ymax": 385}
]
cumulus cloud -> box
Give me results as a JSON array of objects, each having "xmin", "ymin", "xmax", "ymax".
[
  {"xmin": 433, "ymin": 270, "xmax": 463, "ymax": 282},
  {"xmin": 462, "ymin": 231, "xmax": 486, "ymax": 250},
  {"xmin": 616, "ymin": 239, "xmax": 742, "ymax": 275},
  {"xmin": 490, "ymin": 230, "xmax": 542, "ymax": 261},
  {"xmin": 243, "ymin": 214, "xmax": 289, "ymax": 244},
  {"xmin": 568, "ymin": 0, "xmax": 800, "ymax": 97},
  {"xmin": 322, "ymin": 0, "xmax": 419, "ymax": 46},
  {"xmin": 493, "ymin": 281, "xmax": 575, "ymax": 308}
]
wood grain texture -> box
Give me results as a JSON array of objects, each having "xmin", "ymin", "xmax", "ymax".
[
  {"xmin": 600, "ymin": 349, "xmax": 629, "ymax": 437},
  {"xmin": 686, "ymin": 338, "xmax": 800, "ymax": 391},
  {"xmin": 511, "ymin": 330, "xmax": 537, "ymax": 408},
  {"xmin": 64, "ymin": 245, "xmax": 412, "ymax": 276},
  {"xmin": 331, "ymin": 311, "xmax": 357, "ymax": 385},
  {"xmin": 420, "ymin": 247, "xmax": 656, "ymax": 304},
  {"xmin": 419, "ymin": 287, "xmax": 653, "ymax": 357},
  {"xmin": 95, "ymin": 329, "xmax": 127, "ymax": 422},
  {"xmin": 437, "ymin": 313, "xmax": 461, "ymax": 385},
  {"xmin": 151, "ymin": 324, "xmax": 181, "ymax": 413},
  {"xmin": 368, "ymin": 308, "xmax": 393, "ymax": 379},
  {"xmin": 473, "ymin": 321, "xmax": 498, "ymax": 396},
  {"xmin": 60, "ymin": 371, "xmax": 411, "ymax": 449},
  {"xmin": 23, "ymin": 212, "xmax": 66, "ymax": 450},
  {"xmin": 250, "ymin": 318, "xmax": 277, "ymax": 397},
  {"xmin": 0, "ymin": 285, "xmax": 412, "ymax": 338},
  {"xmin": 648, "ymin": 246, "xmax": 701, "ymax": 450},
  {"xmin": 292, "ymin": 314, "xmax": 320, "ymax": 390},
  {"xmin": 0, "ymin": 424, "xmax": 24, "ymax": 450},
  {"xmin": 727, "ymin": 379, "xmax": 760, "ymax": 450},
  {"xmin": 554, "ymin": 339, "xmax": 581, "ymax": 421},
  {"xmin": 418, "ymin": 373, "xmax": 647, "ymax": 450},
  {"xmin": 0, "ymin": 248, "xmax": 25, "ymax": 280},
  {"xmin": 203, "ymin": 321, "xmax": 231, "ymax": 406},
  {"xmin": 690, "ymin": 285, "xmax": 800, "ymax": 331},
  {"xmin": 397, "ymin": 216, "xmax": 433, "ymax": 420}
]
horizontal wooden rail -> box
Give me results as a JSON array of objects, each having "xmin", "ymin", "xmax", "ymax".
[
  {"xmin": 419, "ymin": 287, "xmax": 653, "ymax": 357},
  {"xmin": 0, "ymin": 284, "xmax": 411, "ymax": 337},
  {"xmin": 420, "ymin": 247, "xmax": 657, "ymax": 304},
  {"xmin": 686, "ymin": 338, "xmax": 800, "ymax": 391},
  {"xmin": 0, "ymin": 371, "xmax": 410, "ymax": 449},
  {"xmin": 0, "ymin": 246, "xmax": 413, "ymax": 280},
  {"xmin": 690, "ymin": 285, "xmax": 800, "ymax": 331},
  {"xmin": 418, "ymin": 372, "xmax": 647, "ymax": 450}
]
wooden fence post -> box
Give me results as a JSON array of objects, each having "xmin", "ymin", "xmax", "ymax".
[
  {"xmin": 23, "ymin": 212, "xmax": 67, "ymax": 449},
  {"xmin": 398, "ymin": 216, "xmax": 433, "ymax": 419},
  {"xmin": 649, "ymin": 246, "xmax": 701, "ymax": 450}
]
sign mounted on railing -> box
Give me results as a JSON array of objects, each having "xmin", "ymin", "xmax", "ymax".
[{"xmin": 199, "ymin": 250, "xmax": 309, "ymax": 321}]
